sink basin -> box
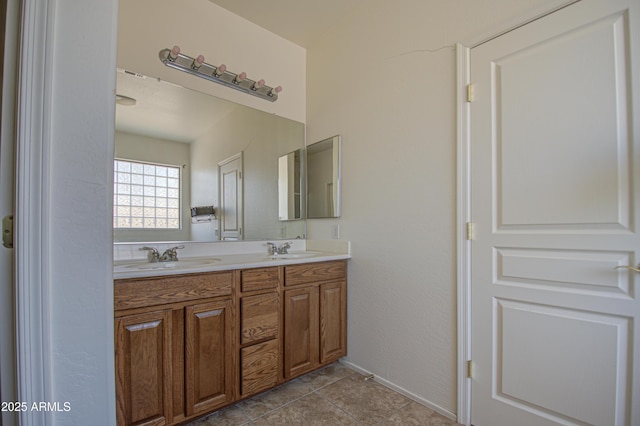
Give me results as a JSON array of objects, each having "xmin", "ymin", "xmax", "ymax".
[{"xmin": 115, "ymin": 258, "xmax": 221, "ymax": 272}]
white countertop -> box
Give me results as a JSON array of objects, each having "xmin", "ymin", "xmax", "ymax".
[{"xmin": 114, "ymin": 240, "xmax": 351, "ymax": 280}]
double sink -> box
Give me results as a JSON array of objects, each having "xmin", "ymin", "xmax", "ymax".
[{"xmin": 114, "ymin": 251, "xmax": 326, "ymax": 278}]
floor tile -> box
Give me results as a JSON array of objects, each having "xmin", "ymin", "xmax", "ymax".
[
  {"xmin": 318, "ymin": 374, "xmax": 412, "ymax": 425},
  {"xmin": 252, "ymin": 392, "xmax": 359, "ymax": 425},
  {"xmin": 237, "ymin": 378, "xmax": 312, "ymax": 420},
  {"xmin": 379, "ymin": 401, "xmax": 459, "ymax": 425},
  {"xmin": 188, "ymin": 404, "xmax": 251, "ymax": 426},
  {"xmin": 297, "ymin": 362, "xmax": 355, "ymax": 390}
]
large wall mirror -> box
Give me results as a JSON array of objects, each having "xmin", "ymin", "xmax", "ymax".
[
  {"xmin": 114, "ymin": 69, "xmax": 306, "ymax": 242},
  {"xmin": 307, "ymin": 136, "xmax": 341, "ymax": 218}
]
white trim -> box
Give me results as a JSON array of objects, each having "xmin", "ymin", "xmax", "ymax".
[
  {"xmin": 339, "ymin": 359, "xmax": 457, "ymax": 421},
  {"xmin": 14, "ymin": 0, "xmax": 54, "ymax": 424},
  {"xmin": 455, "ymin": 43, "xmax": 472, "ymax": 426},
  {"xmin": 460, "ymin": 0, "xmax": 581, "ymax": 48}
]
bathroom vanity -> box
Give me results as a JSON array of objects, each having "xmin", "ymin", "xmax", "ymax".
[{"xmin": 114, "ymin": 252, "xmax": 348, "ymax": 426}]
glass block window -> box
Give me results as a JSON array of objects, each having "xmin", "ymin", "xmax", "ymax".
[{"xmin": 114, "ymin": 159, "xmax": 181, "ymax": 229}]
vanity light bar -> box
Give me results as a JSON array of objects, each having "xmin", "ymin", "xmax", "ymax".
[{"xmin": 159, "ymin": 46, "xmax": 282, "ymax": 102}]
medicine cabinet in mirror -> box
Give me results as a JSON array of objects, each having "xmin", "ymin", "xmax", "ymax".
[
  {"xmin": 307, "ymin": 136, "xmax": 341, "ymax": 219},
  {"xmin": 114, "ymin": 69, "xmax": 306, "ymax": 243},
  {"xmin": 278, "ymin": 149, "xmax": 304, "ymax": 221}
]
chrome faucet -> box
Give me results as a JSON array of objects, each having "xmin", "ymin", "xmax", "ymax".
[
  {"xmin": 140, "ymin": 245, "xmax": 184, "ymax": 262},
  {"xmin": 277, "ymin": 242, "xmax": 291, "ymax": 254},
  {"xmin": 266, "ymin": 242, "xmax": 292, "ymax": 255},
  {"xmin": 160, "ymin": 245, "xmax": 185, "ymax": 262}
]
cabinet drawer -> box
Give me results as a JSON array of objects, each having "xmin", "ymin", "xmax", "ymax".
[
  {"xmin": 284, "ymin": 260, "xmax": 346, "ymax": 286},
  {"xmin": 241, "ymin": 293, "xmax": 279, "ymax": 344},
  {"xmin": 241, "ymin": 339, "xmax": 279, "ymax": 397},
  {"xmin": 114, "ymin": 271, "xmax": 233, "ymax": 311},
  {"xmin": 241, "ymin": 267, "xmax": 279, "ymax": 292}
]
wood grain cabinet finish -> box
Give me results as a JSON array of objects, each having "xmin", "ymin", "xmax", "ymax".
[
  {"xmin": 319, "ymin": 280, "xmax": 347, "ymax": 364},
  {"xmin": 115, "ymin": 271, "xmax": 235, "ymax": 426},
  {"xmin": 283, "ymin": 260, "xmax": 347, "ymax": 379},
  {"xmin": 115, "ymin": 309, "xmax": 173, "ymax": 426},
  {"xmin": 241, "ymin": 339, "xmax": 279, "ymax": 396},
  {"xmin": 238, "ymin": 267, "xmax": 281, "ymax": 398},
  {"xmin": 185, "ymin": 300, "xmax": 234, "ymax": 416},
  {"xmin": 115, "ymin": 260, "xmax": 347, "ymax": 425},
  {"xmin": 283, "ymin": 286, "xmax": 319, "ymax": 379}
]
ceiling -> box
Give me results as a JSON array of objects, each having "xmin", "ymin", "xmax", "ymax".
[
  {"xmin": 207, "ymin": 0, "xmax": 366, "ymax": 47},
  {"xmin": 115, "ymin": 69, "xmax": 236, "ymax": 143}
]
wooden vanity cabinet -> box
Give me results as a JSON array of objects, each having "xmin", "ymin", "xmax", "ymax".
[
  {"xmin": 238, "ymin": 267, "xmax": 281, "ymax": 398},
  {"xmin": 114, "ymin": 259, "xmax": 347, "ymax": 425},
  {"xmin": 114, "ymin": 271, "xmax": 235, "ymax": 426},
  {"xmin": 283, "ymin": 260, "xmax": 347, "ymax": 379}
]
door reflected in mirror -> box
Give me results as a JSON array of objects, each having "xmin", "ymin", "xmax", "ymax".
[
  {"xmin": 307, "ymin": 136, "xmax": 341, "ymax": 219},
  {"xmin": 278, "ymin": 149, "xmax": 303, "ymax": 221}
]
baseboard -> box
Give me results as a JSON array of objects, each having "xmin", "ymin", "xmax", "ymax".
[{"xmin": 338, "ymin": 359, "xmax": 458, "ymax": 422}]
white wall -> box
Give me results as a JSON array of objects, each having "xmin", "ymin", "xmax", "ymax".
[
  {"xmin": 114, "ymin": 131, "xmax": 191, "ymax": 242},
  {"xmin": 306, "ymin": 0, "xmax": 574, "ymax": 416},
  {"xmin": 117, "ymin": 0, "xmax": 306, "ymax": 123},
  {"xmin": 47, "ymin": 0, "xmax": 118, "ymax": 424}
]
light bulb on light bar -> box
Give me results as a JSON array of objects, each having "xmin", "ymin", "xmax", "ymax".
[
  {"xmin": 252, "ymin": 79, "xmax": 265, "ymax": 91},
  {"xmin": 214, "ymin": 64, "xmax": 227, "ymax": 77},
  {"xmin": 192, "ymin": 55, "xmax": 205, "ymax": 70},
  {"xmin": 269, "ymin": 86, "xmax": 283, "ymax": 97},
  {"xmin": 234, "ymin": 72, "xmax": 247, "ymax": 84},
  {"xmin": 168, "ymin": 45, "xmax": 180, "ymax": 60}
]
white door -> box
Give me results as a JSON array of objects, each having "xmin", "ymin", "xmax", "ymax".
[
  {"xmin": 470, "ymin": 1, "xmax": 640, "ymax": 425},
  {"xmin": 218, "ymin": 153, "xmax": 243, "ymax": 240}
]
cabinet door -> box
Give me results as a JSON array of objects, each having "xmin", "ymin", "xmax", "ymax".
[
  {"xmin": 319, "ymin": 281, "xmax": 347, "ymax": 364},
  {"xmin": 115, "ymin": 310, "xmax": 173, "ymax": 426},
  {"xmin": 185, "ymin": 300, "xmax": 234, "ymax": 416},
  {"xmin": 283, "ymin": 286, "xmax": 319, "ymax": 379}
]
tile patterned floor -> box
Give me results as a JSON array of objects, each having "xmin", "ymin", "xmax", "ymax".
[{"xmin": 186, "ymin": 363, "xmax": 462, "ymax": 425}]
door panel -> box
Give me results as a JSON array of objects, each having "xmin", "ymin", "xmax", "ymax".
[
  {"xmin": 218, "ymin": 153, "xmax": 243, "ymax": 240},
  {"xmin": 470, "ymin": 0, "xmax": 639, "ymax": 425}
]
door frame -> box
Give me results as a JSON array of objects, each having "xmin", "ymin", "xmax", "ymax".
[
  {"xmin": 12, "ymin": 1, "xmax": 56, "ymax": 424},
  {"xmin": 455, "ymin": 2, "xmax": 581, "ymax": 424},
  {"xmin": 0, "ymin": 1, "xmax": 19, "ymax": 425}
]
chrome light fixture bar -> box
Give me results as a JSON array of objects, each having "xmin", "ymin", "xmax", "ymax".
[{"xmin": 159, "ymin": 46, "xmax": 282, "ymax": 102}]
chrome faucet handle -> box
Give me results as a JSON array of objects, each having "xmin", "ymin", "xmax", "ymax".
[
  {"xmin": 140, "ymin": 246, "xmax": 160, "ymax": 262},
  {"xmin": 266, "ymin": 242, "xmax": 277, "ymax": 255}
]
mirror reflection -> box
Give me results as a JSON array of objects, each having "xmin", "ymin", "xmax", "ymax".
[
  {"xmin": 307, "ymin": 136, "xmax": 341, "ymax": 218},
  {"xmin": 114, "ymin": 69, "xmax": 306, "ymax": 242},
  {"xmin": 278, "ymin": 149, "xmax": 304, "ymax": 221}
]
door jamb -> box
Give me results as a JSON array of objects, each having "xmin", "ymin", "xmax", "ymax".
[
  {"xmin": 14, "ymin": 1, "xmax": 55, "ymax": 424},
  {"xmin": 455, "ymin": 43, "xmax": 472, "ymax": 426}
]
